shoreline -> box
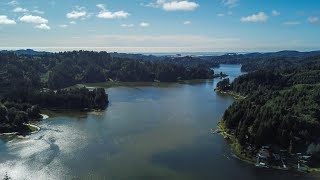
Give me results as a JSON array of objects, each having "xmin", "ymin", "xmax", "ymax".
[
  {"xmin": 214, "ymin": 83, "xmax": 320, "ymax": 175},
  {"xmin": 215, "ymin": 89, "xmax": 245, "ymax": 100},
  {"xmin": 25, "ymin": 124, "xmax": 41, "ymax": 134},
  {"xmin": 216, "ymin": 121, "xmax": 255, "ymax": 164},
  {"xmin": 0, "ymin": 114, "xmax": 48, "ymax": 136},
  {"xmin": 216, "ymin": 121, "xmax": 320, "ymax": 175},
  {"xmin": 0, "ymin": 124, "xmax": 41, "ymax": 136},
  {"xmin": 41, "ymin": 114, "xmax": 49, "ymax": 120},
  {"xmin": 79, "ymin": 78, "xmax": 223, "ymax": 89}
]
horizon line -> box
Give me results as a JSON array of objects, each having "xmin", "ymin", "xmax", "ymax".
[{"xmin": 1, "ymin": 47, "xmax": 320, "ymax": 54}]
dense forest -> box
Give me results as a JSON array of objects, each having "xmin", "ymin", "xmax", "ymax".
[
  {"xmin": 220, "ymin": 55, "xmax": 320, "ymax": 163},
  {"xmin": 0, "ymin": 102, "xmax": 41, "ymax": 134},
  {"xmin": 0, "ymin": 51, "xmax": 215, "ymax": 90},
  {"xmin": 207, "ymin": 50, "xmax": 320, "ymax": 71},
  {"xmin": 0, "ymin": 87, "xmax": 109, "ymax": 134},
  {"xmin": 2, "ymin": 49, "xmax": 320, "ymax": 140},
  {"xmin": 0, "ymin": 50, "xmax": 216, "ymax": 133}
]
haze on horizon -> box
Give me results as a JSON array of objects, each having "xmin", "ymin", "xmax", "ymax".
[{"xmin": 0, "ymin": 0, "xmax": 319, "ymax": 53}]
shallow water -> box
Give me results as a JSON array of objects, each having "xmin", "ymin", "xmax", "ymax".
[{"xmin": 0, "ymin": 64, "xmax": 317, "ymax": 180}]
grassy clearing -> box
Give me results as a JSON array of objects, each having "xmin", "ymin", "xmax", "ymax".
[{"xmin": 216, "ymin": 90, "xmax": 246, "ymax": 100}]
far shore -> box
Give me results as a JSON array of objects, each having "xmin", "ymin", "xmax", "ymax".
[{"xmin": 76, "ymin": 75, "xmax": 227, "ymax": 89}]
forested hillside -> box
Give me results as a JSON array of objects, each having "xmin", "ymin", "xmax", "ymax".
[
  {"xmin": 0, "ymin": 51, "xmax": 215, "ymax": 90},
  {"xmin": 0, "ymin": 51, "xmax": 214, "ymax": 134},
  {"xmin": 221, "ymin": 55, "xmax": 320, "ymax": 162}
]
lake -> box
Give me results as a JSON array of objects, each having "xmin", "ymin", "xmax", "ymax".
[{"xmin": 0, "ymin": 64, "xmax": 317, "ymax": 180}]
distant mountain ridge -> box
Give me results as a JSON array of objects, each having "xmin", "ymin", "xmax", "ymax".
[
  {"xmin": 242, "ymin": 50, "xmax": 320, "ymax": 58},
  {"xmin": 0, "ymin": 49, "xmax": 49, "ymax": 55},
  {"xmin": 1, "ymin": 49, "xmax": 320, "ymax": 59}
]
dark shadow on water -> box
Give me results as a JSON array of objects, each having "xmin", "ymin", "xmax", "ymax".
[
  {"xmin": 150, "ymin": 135, "xmax": 318, "ymax": 180},
  {"xmin": 150, "ymin": 135, "xmax": 228, "ymax": 179}
]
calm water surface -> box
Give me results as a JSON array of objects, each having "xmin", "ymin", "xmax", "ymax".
[{"xmin": 0, "ymin": 64, "xmax": 317, "ymax": 180}]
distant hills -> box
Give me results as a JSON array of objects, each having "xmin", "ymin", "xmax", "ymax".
[
  {"xmin": 0, "ymin": 49, "xmax": 49, "ymax": 55},
  {"xmin": 239, "ymin": 50, "xmax": 320, "ymax": 59},
  {"xmin": 1, "ymin": 49, "xmax": 320, "ymax": 59}
]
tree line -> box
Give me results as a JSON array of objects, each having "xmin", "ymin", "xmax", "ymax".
[
  {"xmin": 219, "ymin": 55, "xmax": 320, "ymax": 164},
  {"xmin": 0, "ymin": 50, "xmax": 217, "ymax": 134}
]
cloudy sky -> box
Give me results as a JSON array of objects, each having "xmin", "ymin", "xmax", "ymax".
[{"xmin": 0, "ymin": 0, "xmax": 319, "ymax": 52}]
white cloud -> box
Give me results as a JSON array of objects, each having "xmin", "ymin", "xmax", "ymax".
[
  {"xmin": 83, "ymin": 13, "xmax": 93, "ymax": 20},
  {"xmin": 140, "ymin": 22, "xmax": 150, "ymax": 27},
  {"xmin": 163, "ymin": 1, "xmax": 199, "ymax": 11},
  {"xmin": 283, "ymin": 21, "xmax": 301, "ymax": 25},
  {"xmin": 13, "ymin": 7, "xmax": 28, "ymax": 13},
  {"xmin": 147, "ymin": 0, "xmax": 199, "ymax": 11},
  {"xmin": 97, "ymin": 11, "xmax": 130, "ymax": 19},
  {"xmin": 0, "ymin": 15, "xmax": 16, "ymax": 25},
  {"xmin": 8, "ymin": 1, "xmax": 18, "ymax": 6},
  {"xmin": 307, "ymin": 16, "xmax": 319, "ymax": 24},
  {"xmin": 20, "ymin": 15, "xmax": 48, "ymax": 24},
  {"xmin": 183, "ymin": 20, "xmax": 191, "ymax": 25},
  {"xmin": 34, "ymin": 23, "xmax": 50, "ymax": 30},
  {"xmin": 33, "ymin": 10, "xmax": 44, "ymax": 14},
  {"xmin": 241, "ymin": 12, "xmax": 268, "ymax": 22},
  {"xmin": 59, "ymin": 24, "xmax": 68, "ymax": 28},
  {"xmin": 222, "ymin": 0, "xmax": 238, "ymax": 8},
  {"xmin": 272, "ymin": 10, "xmax": 280, "ymax": 16},
  {"xmin": 96, "ymin": 4, "xmax": 106, "ymax": 10},
  {"xmin": 96, "ymin": 4, "xmax": 130, "ymax": 19},
  {"xmin": 66, "ymin": 10, "xmax": 87, "ymax": 19},
  {"xmin": 121, "ymin": 24, "xmax": 134, "ymax": 28},
  {"xmin": 70, "ymin": 21, "xmax": 76, "ymax": 24}
]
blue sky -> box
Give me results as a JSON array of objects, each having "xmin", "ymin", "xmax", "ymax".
[{"xmin": 0, "ymin": 0, "xmax": 319, "ymax": 52}]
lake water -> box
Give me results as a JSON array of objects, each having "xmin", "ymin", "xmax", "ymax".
[{"xmin": 0, "ymin": 64, "xmax": 317, "ymax": 180}]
